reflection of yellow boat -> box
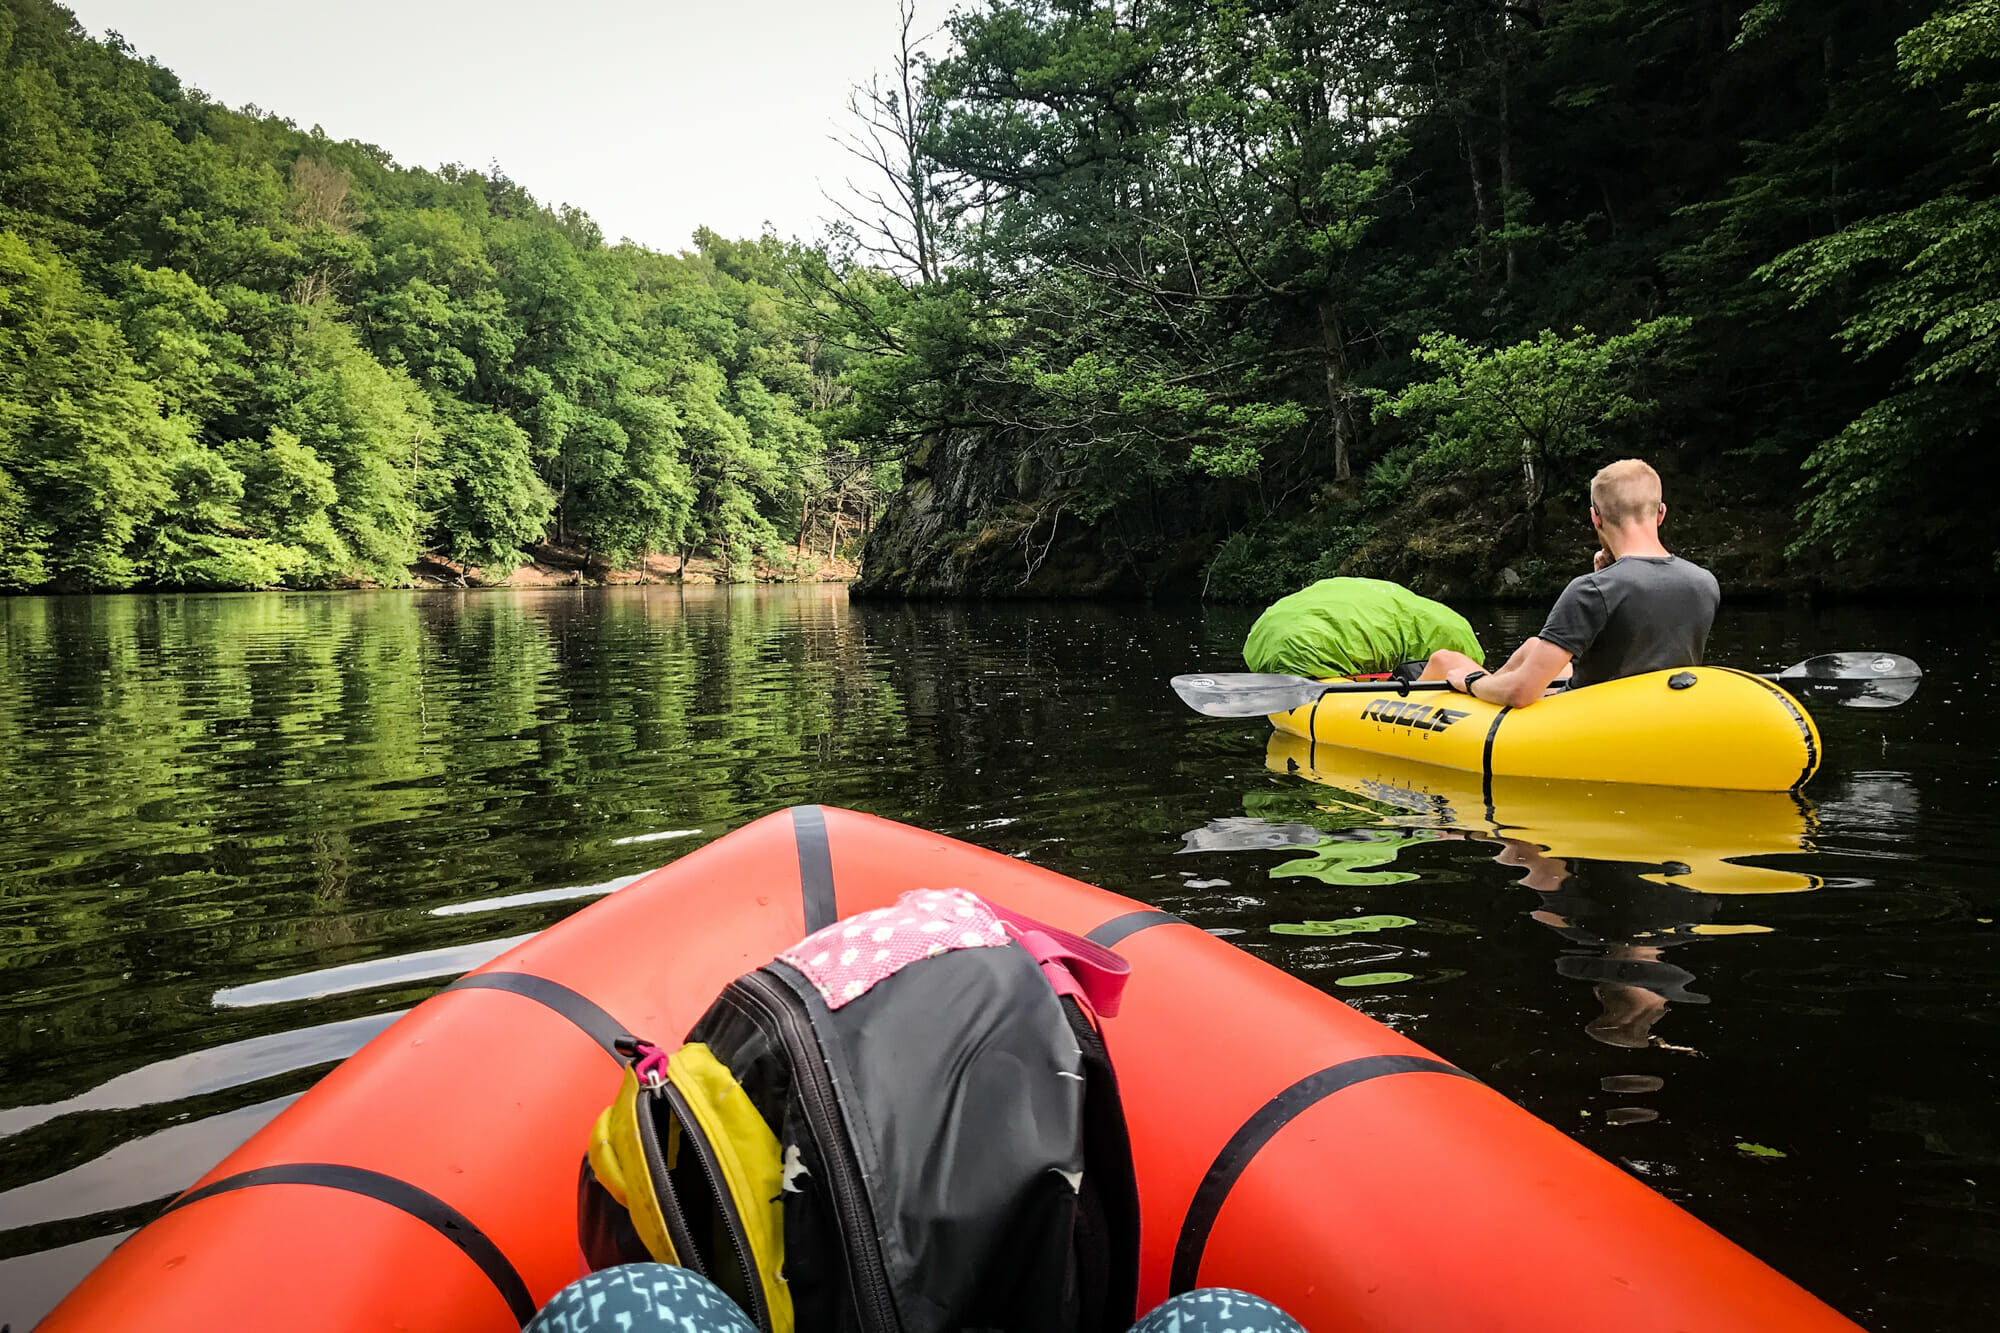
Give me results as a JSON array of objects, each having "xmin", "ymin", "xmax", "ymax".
[
  {"xmin": 1266, "ymin": 732, "xmax": 1821, "ymax": 894},
  {"xmin": 1269, "ymin": 667, "xmax": 1819, "ymax": 790}
]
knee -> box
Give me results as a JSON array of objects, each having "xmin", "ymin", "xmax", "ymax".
[
  {"xmin": 1133, "ymin": 1288, "xmax": 1305, "ymax": 1333},
  {"xmin": 527, "ymin": 1264, "xmax": 758, "ymax": 1333},
  {"xmin": 1421, "ymin": 649, "xmax": 1462, "ymax": 680}
]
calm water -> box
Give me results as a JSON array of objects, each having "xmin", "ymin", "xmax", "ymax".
[{"xmin": 0, "ymin": 587, "xmax": 1994, "ymax": 1330}]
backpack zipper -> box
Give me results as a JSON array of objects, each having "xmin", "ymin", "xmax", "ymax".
[
  {"xmin": 661, "ymin": 1080, "xmax": 773, "ymax": 1333},
  {"xmin": 634, "ymin": 1081, "xmax": 707, "ymax": 1280},
  {"xmin": 736, "ymin": 968, "xmax": 902, "ymax": 1333}
]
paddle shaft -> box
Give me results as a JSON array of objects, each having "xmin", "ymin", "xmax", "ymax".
[
  {"xmin": 1308, "ymin": 678, "xmax": 1455, "ymax": 694},
  {"xmin": 1171, "ymin": 652, "xmax": 1921, "ymax": 718},
  {"xmin": 1271, "ymin": 669, "xmax": 1846, "ymax": 698}
]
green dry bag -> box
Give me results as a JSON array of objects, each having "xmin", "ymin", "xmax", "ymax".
[{"xmin": 1242, "ymin": 577, "xmax": 1484, "ymax": 677}]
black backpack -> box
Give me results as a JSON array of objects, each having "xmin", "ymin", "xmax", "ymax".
[{"xmin": 578, "ymin": 887, "xmax": 1140, "ymax": 1333}]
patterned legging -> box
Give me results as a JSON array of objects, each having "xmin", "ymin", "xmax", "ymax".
[{"xmin": 525, "ymin": 1264, "xmax": 1305, "ymax": 1333}]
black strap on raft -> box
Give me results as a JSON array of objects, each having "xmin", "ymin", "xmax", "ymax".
[
  {"xmin": 160, "ymin": 1163, "xmax": 538, "ymax": 1326},
  {"xmin": 149, "ymin": 973, "xmax": 630, "ymax": 1327},
  {"xmin": 1169, "ymin": 1055, "xmax": 1477, "ymax": 1294},
  {"xmin": 1085, "ymin": 910, "xmax": 1184, "ymax": 948},
  {"xmin": 792, "ymin": 804, "xmax": 839, "ymax": 932},
  {"xmin": 442, "ymin": 971, "xmax": 628, "ymax": 1059}
]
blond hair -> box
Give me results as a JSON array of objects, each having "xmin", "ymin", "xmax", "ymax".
[{"xmin": 1590, "ymin": 459, "xmax": 1664, "ymax": 527}]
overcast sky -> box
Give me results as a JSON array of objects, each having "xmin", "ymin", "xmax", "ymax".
[{"xmin": 63, "ymin": 0, "xmax": 954, "ymax": 252}]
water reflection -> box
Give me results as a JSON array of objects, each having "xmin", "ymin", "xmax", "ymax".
[
  {"xmin": 0, "ymin": 590, "xmax": 1986, "ymax": 1330},
  {"xmin": 1207, "ymin": 733, "xmax": 1834, "ymax": 1050},
  {"xmin": 429, "ymin": 872, "xmax": 648, "ymax": 918},
  {"xmin": 1262, "ymin": 732, "xmax": 1824, "ymax": 894},
  {"xmin": 0, "ymin": 1013, "xmax": 399, "ymax": 1139},
  {"xmin": 210, "ymin": 933, "xmax": 536, "ymax": 1008},
  {"xmin": 1523, "ymin": 850, "xmax": 1715, "ymax": 1048},
  {"xmin": 0, "ymin": 1095, "xmax": 299, "ymax": 1233},
  {"xmin": 0, "ymin": 584, "xmax": 912, "ymax": 1324}
]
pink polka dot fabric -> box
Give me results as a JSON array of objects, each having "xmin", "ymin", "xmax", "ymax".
[{"xmin": 779, "ymin": 887, "xmax": 1010, "ymax": 1010}]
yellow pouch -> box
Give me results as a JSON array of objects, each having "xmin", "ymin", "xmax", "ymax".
[
  {"xmin": 585, "ymin": 1066, "xmax": 682, "ymax": 1266},
  {"xmin": 664, "ymin": 1044, "xmax": 793, "ymax": 1333},
  {"xmin": 581, "ymin": 1042, "xmax": 794, "ymax": 1333}
]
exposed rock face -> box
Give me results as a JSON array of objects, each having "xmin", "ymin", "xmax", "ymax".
[
  {"xmin": 853, "ymin": 431, "xmax": 1214, "ymax": 598},
  {"xmin": 856, "ymin": 444, "xmax": 1882, "ymax": 602}
]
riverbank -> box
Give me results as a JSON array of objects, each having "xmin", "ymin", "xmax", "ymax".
[
  {"xmin": 412, "ymin": 543, "xmax": 857, "ymax": 590},
  {"xmin": 0, "ymin": 549, "xmax": 856, "ymax": 595}
]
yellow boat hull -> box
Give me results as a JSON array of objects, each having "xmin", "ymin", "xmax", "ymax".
[
  {"xmin": 1269, "ymin": 667, "xmax": 1820, "ymax": 791},
  {"xmin": 1265, "ymin": 732, "xmax": 1822, "ymax": 894}
]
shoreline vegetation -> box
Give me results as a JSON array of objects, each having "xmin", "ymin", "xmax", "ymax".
[
  {"xmin": 6, "ymin": 1, "xmax": 1999, "ymax": 603},
  {"xmin": 0, "ymin": 0, "xmax": 897, "ymax": 598},
  {"xmin": 842, "ymin": 0, "xmax": 2000, "ymax": 603},
  {"xmin": 410, "ymin": 543, "xmax": 857, "ymax": 590}
]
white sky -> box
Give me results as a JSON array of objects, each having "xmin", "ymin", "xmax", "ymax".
[{"xmin": 62, "ymin": 0, "xmax": 955, "ymax": 252}]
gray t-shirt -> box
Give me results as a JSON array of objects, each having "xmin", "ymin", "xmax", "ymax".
[{"xmin": 1537, "ymin": 555, "xmax": 1720, "ymax": 689}]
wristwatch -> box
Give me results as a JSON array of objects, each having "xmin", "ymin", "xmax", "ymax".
[{"xmin": 1457, "ymin": 670, "xmax": 1489, "ymax": 695}]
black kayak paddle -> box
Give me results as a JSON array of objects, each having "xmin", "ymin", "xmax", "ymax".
[{"xmin": 1170, "ymin": 652, "xmax": 1923, "ymax": 718}]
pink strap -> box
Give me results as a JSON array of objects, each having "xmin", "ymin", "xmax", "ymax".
[{"xmin": 991, "ymin": 904, "xmax": 1131, "ymax": 1020}]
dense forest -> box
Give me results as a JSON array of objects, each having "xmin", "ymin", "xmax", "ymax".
[
  {"xmin": 0, "ymin": 0, "xmax": 894, "ymax": 591},
  {"xmin": 2, "ymin": 0, "xmax": 1995, "ymax": 597},
  {"xmin": 838, "ymin": 0, "xmax": 2000, "ymax": 599}
]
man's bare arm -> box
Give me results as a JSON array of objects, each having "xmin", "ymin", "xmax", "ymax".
[{"xmin": 1447, "ymin": 637, "xmax": 1573, "ymax": 708}]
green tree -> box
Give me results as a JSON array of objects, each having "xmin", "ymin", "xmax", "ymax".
[
  {"xmin": 232, "ymin": 425, "xmax": 343, "ymax": 573},
  {"xmin": 275, "ymin": 317, "xmax": 428, "ymax": 583},
  {"xmin": 0, "ymin": 231, "xmax": 175, "ymax": 587},
  {"xmin": 139, "ymin": 445, "xmax": 302, "ymax": 587},
  {"xmin": 421, "ymin": 406, "xmax": 554, "ymax": 572},
  {"xmin": 1761, "ymin": 0, "xmax": 2000, "ymax": 561},
  {"xmin": 0, "ymin": 0, "xmax": 879, "ymax": 591},
  {"xmin": 1373, "ymin": 320, "xmax": 1689, "ymax": 518}
]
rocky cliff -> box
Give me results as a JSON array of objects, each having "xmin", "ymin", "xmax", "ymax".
[{"xmin": 855, "ymin": 444, "xmax": 1886, "ymax": 603}]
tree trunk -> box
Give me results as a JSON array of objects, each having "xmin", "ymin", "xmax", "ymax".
[
  {"xmin": 1461, "ymin": 125, "xmax": 1491, "ymax": 277},
  {"xmin": 1318, "ymin": 299, "xmax": 1353, "ymax": 482},
  {"xmin": 1497, "ymin": 32, "xmax": 1518, "ymax": 287},
  {"xmin": 1522, "ymin": 440, "xmax": 1546, "ymax": 542}
]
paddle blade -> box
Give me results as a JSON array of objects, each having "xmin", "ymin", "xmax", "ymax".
[
  {"xmin": 1171, "ymin": 672, "xmax": 1329, "ymax": 717},
  {"xmin": 1776, "ymin": 652, "xmax": 1923, "ymax": 709},
  {"xmin": 1178, "ymin": 817, "xmax": 1332, "ymax": 853}
]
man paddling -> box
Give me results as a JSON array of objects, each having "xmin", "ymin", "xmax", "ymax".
[{"xmin": 1421, "ymin": 459, "xmax": 1719, "ymax": 707}]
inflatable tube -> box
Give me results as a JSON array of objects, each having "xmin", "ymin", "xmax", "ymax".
[
  {"xmin": 39, "ymin": 807, "xmax": 1861, "ymax": 1333},
  {"xmin": 1270, "ymin": 666, "xmax": 1821, "ymax": 790},
  {"xmin": 1265, "ymin": 732, "xmax": 1824, "ymax": 894}
]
